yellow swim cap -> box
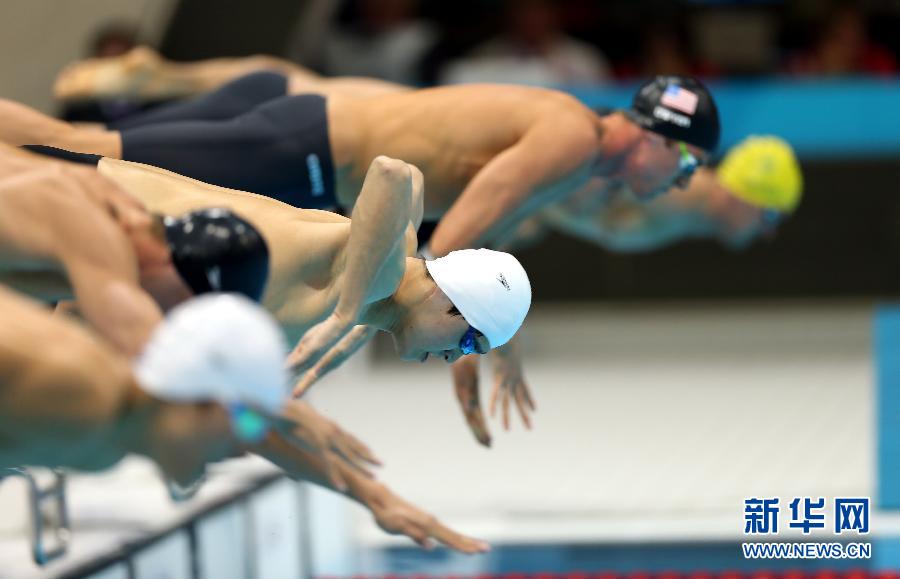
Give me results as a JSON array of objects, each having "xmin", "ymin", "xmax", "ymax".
[{"xmin": 717, "ymin": 135, "xmax": 803, "ymax": 213}]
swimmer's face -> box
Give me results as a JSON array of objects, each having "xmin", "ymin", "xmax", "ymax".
[
  {"xmin": 392, "ymin": 288, "xmax": 490, "ymax": 363},
  {"xmin": 621, "ymin": 132, "xmax": 708, "ymax": 200},
  {"xmin": 132, "ymin": 217, "xmax": 195, "ymax": 310},
  {"xmin": 154, "ymin": 402, "xmax": 239, "ymax": 487}
]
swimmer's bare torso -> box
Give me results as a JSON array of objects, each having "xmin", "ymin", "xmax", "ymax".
[
  {"xmin": 330, "ymin": 84, "xmax": 603, "ymax": 220},
  {"xmin": 0, "ymin": 144, "xmax": 173, "ymax": 356},
  {"xmin": 96, "ymin": 158, "xmax": 417, "ymax": 344},
  {"xmin": 0, "ymin": 148, "xmax": 146, "ymax": 301}
]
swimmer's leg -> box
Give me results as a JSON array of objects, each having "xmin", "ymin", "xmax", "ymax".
[
  {"xmin": 54, "ymin": 46, "xmax": 311, "ymax": 103},
  {"xmin": 54, "ymin": 45, "xmax": 409, "ymax": 105},
  {"xmin": 0, "ymin": 99, "xmax": 120, "ymax": 157},
  {"xmin": 109, "ymin": 71, "xmax": 289, "ymax": 130},
  {"xmin": 118, "ymin": 114, "xmax": 281, "ymax": 195}
]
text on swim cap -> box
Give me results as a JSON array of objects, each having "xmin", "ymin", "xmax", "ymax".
[{"xmin": 652, "ymin": 105, "xmax": 692, "ymax": 128}]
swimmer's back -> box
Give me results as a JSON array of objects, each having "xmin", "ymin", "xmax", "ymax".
[{"xmin": 341, "ymin": 84, "xmax": 597, "ymax": 212}]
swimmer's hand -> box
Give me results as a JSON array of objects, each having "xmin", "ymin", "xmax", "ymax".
[
  {"xmin": 365, "ymin": 483, "xmax": 490, "ymax": 554},
  {"xmin": 452, "ymin": 355, "xmax": 492, "ymax": 447},
  {"xmin": 488, "ymin": 338, "xmax": 535, "ymax": 431},
  {"xmin": 452, "ymin": 338, "xmax": 535, "ymax": 447},
  {"xmin": 272, "ymin": 400, "xmax": 381, "ymax": 492},
  {"xmin": 286, "ymin": 312, "xmax": 354, "ymax": 376},
  {"xmin": 292, "ymin": 325, "xmax": 377, "ymax": 397}
]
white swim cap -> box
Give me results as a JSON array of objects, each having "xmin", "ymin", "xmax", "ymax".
[
  {"xmin": 134, "ymin": 294, "xmax": 289, "ymax": 418},
  {"xmin": 425, "ymin": 249, "xmax": 531, "ymax": 349}
]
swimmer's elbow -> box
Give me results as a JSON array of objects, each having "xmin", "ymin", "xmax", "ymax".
[
  {"xmin": 370, "ymin": 155, "xmax": 411, "ymax": 185},
  {"xmin": 408, "ymin": 163, "xmax": 424, "ymax": 193}
]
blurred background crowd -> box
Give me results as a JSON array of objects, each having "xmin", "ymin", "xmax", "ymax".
[{"xmin": 93, "ymin": 0, "xmax": 900, "ymax": 86}]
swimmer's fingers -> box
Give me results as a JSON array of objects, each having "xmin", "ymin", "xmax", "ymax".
[
  {"xmin": 293, "ymin": 326, "xmax": 376, "ymax": 397},
  {"xmin": 286, "ymin": 314, "xmax": 354, "ymax": 374},
  {"xmin": 319, "ymin": 418, "xmax": 381, "ymax": 476},
  {"xmin": 513, "ymin": 383, "xmax": 533, "ymax": 430},
  {"xmin": 425, "ymin": 518, "xmax": 491, "ymax": 555},
  {"xmin": 275, "ymin": 400, "xmax": 379, "ymax": 486},
  {"xmin": 266, "ymin": 411, "xmax": 348, "ymax": 491},
  {"xmin": 371, "ymin": 491, "xmax": 488, "ymax": 554},
  {"xmin": 487, "ymin": 378, "xmax": 502, "ymax": 419},
  {"xmin": 331, "ymin": 435, "xmax": 378, "ymax": 479},
  {"xmin": 488, "ymin": 342, "xmax": 535, "ymax": 429},
  {"xmin": 502, "ymin": 383, "xmax": 511, "ymax": 431},
  {"xmin": 523, "ymin": 379, "xmax": 537, "ymax": 411},
  {"xmin": 500, "ymin": 375, "xmax": 533, "ymax": 430},
  {"xmin": 407, "ymin": 526, "xmax": 434, "ymax": 550},
  {"xmin": 291, "ymin": 370, "xmax": 318, "ymax": 398},
  {"xmin": 452, "ymin": 356, "xmax": 491, "ymax": 447},
  {"xmin": 322, "ymin": 452, "xmax": 351, "ymax": 492},
  {"xmin": 340, "ymin": 430, "xmax": 383, "ymax": 467}
]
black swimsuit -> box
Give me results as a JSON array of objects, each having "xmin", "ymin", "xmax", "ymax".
[{"xmin": 28, "ymin": 72, "xmax": 338, "ymax": 209}]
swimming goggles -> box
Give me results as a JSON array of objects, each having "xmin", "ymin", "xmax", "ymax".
[
  {"xmin": 675, "ymin": 141, "xmax": 699, "ymax": 188},
  {"xmin": 459, "ymin": 326, "xmax": 480, "ymax": 356}
]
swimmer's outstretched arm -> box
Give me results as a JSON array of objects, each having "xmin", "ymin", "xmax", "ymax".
[
  {"xmin": 268, "ymin": 399, "xmax": 381, "ymax": 492},
  {"xmin": 426, "ymin": 114, "xmax": 597, "ymax": 257},
  {"xmin": 424, "ymin": 118, "xmax": 597, "ymax": 445},
  {"xmin": 286, "ymin": 156, "xmax": 423, "ymax": 377},
  {"xmin": 0, "ymin": 98, "xmax": 121, "ymax": 157},
  {"xmin": 289, "ymin": 162, "xmax": 424, "ymax": 394},
  {"xmin": 0, "ymin": 162, "xmax": 164, "ymax": 357},
  {"xmin": 254, "ymin": 432, "xmax": 490, "ymax": 553},
  {"xmin": 334, "ymin": 156, "xmax": 422, "ymax": 317},
  {"xmin": 540, "ymin": 167, "xmax": 718, "ymax": 252},
  {"xmin": 541, "ymin": 196, "xmax": 678, "ymax": 252}
]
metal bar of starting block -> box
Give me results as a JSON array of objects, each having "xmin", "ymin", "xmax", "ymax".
[{"xmin": 2, "ymin": 467, "xmax": 71, "ymax": 565}]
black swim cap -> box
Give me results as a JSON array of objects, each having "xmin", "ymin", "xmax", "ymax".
[
  {"xmin": 163, "ymin": 208, "xmax": 270, "ymax": 302},
  {"xmin": 624, "ymin": 76, "xmax": 720, "ymax": 152}
]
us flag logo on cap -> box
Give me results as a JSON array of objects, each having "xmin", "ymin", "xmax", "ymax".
[{"xmin": 661, "ymin": 85, "xmax": 698, "ymax": 115}]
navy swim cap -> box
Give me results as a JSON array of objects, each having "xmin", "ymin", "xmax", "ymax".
[
  {"xmin": 624, "ymin": 76, "xmax": 720, "ymax": 152},
  {"xmin": 164, "ymin": 208, "xmax": 270, "ymax": 302}
]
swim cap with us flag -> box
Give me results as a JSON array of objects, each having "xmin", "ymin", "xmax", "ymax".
[
  {"xmin": 425, "ymin": 249, "xmax": 531, "ymax": 349},
  {"xmin": 164, "ymin": 208, "xmax": 270, "ymax": 302},
  {"xmin": 624, "ymin": 75, "xmax": 721, "ymax": 152}
]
